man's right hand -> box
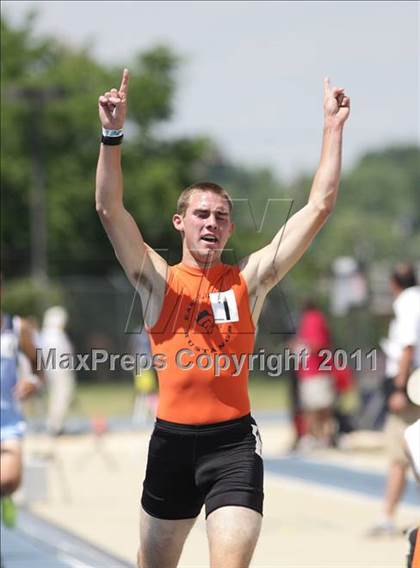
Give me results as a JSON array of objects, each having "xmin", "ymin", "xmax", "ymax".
[
  {"xmin": 14, "ymin": 378, "xmax": 40, "ymax": 401},
  {"xmin": 98, "ymin": 68, "xmax": 129, "ymax": 130}
]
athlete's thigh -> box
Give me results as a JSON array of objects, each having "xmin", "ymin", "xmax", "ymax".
[
  {"xmin": 206, "ymin": 506, "xmax": 262, "ymax": 568},
  {"xmin": 138, "ymin": 508, "xmax": 197, "ymax": 568},
  {"xmin": 0, "ymin": 439, "xmax": 23, "ymax": 491}
]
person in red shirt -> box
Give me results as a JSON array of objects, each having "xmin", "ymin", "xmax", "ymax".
[
  {"xmin": 96, "ymin": 69, "xmax": 350, "ymax": 568},
  {"xmin": 295, "ymin": 300, "xmax": 336, "ymax": 449}
]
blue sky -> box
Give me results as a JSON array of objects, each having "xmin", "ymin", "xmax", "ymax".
[{"xmin": 3, "ymin": 1, "xmax": 419, "ymax": 180}]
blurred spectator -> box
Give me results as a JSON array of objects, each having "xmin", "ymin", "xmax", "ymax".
[
  {"xmin": 295, "ymin": 300, "xmax": 336, "ymax": 450},
  {"xmin": 41, "ymin": 306, "xmax": 77, "ymax": 436},
  {"xmin": 285, "ymin": 331, "xmax": 306, "ymax": 451},
  {"xmin": 286, "ymin": 363, "xmax": 306, "ymax": 451},
  {"xmin": 130, "ymin": 327, "xmax": 157, "ymax": 426},
  {"xmin": 1, "ymin": 298, "xmax": 43, "ymax": 533},
  {"xmin": 332, "ymin": 361, "xmax": 356, "ymax": 439},
  {"xmin": 288, "ymin": 315, "xmax": 355, "ymax": 451},
  {"xmin": 403, "ymin": 369, "xmax": 420, "ymax": 567},
  {"xmin": 370, "ymin": 263, "xmax": 420, "ymax": 536}
]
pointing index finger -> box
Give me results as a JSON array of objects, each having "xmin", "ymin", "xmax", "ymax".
[
  {"xmin": 323, "ymin": 76, "xmax": 330, "ymax": 95},
  {"xmin": 119, "ymin": 68, "xmax": 129, "ymax": 95}
]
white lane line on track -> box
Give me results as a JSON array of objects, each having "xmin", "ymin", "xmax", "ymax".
[{"xmin": 265, "ymin": 471, "xmax": 420, "ymax": 512}]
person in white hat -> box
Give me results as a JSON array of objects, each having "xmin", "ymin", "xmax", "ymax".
[
  {"xmin": 41, "ymin": 306, "xmax": 76, "ymax": 436},
  {"xmin": 370, "ymin": 263, "xmax": 420, "ymax": 536}
]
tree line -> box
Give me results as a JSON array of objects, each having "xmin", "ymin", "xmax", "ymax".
[{"xmin": 2, "ymin": 13, "xmax": 419, "ymax": 299}]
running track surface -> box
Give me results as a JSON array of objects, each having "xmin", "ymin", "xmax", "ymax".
[
  {"xmin": 2, "ymin": 414, "xmax": 419, "ymax": 567},
  {"xmin": 1, "ymin": 509, "xmax": 134, "ymax": 568}
]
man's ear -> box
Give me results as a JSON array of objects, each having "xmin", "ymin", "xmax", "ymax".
[
  {"xmin": 172, "ymin": 213, "xmax": 184, "ymax": 233},
  {"xmin": 229, "ymin": 222, "xmax": 235, "ymax": 237}
]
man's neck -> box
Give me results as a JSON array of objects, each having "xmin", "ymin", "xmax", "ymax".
[{"xmin": 181, "ymin": 250, "xmax": 222, "ymax": 270}]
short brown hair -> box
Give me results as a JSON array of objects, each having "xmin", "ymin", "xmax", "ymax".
[
  {"xmin": 176, "ymin": 182, "xmax": 233, "ymax": 216},
  {"xmin": 391, "ymin": 262, "xmax": 417, "ymax": 290}
]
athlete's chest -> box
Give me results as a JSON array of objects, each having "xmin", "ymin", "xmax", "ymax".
[
  {"xmin": 179, "ymin": 286, "xmax": 244, "ymax": 353},
  {"xmin": 155, "ymin": 276, "xmax": 254, "ymax": 351}
]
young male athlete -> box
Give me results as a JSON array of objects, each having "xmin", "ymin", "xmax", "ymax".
[{"xmin": 96, "ymin": 69, "xmax": 350, "ymax": 568}]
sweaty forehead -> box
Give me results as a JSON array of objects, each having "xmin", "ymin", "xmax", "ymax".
[{"xmin": 188, "ymin": 190, "xmax": 229, "ymax": 212}]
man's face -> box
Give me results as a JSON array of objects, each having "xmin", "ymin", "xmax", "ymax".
[{"xmin": 173, "ymin": 190, "xmax": 234, "ymax": 263}]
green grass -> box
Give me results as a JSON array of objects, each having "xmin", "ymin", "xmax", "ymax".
[
  {"xmin": 24, "ymin": 375, "xmax": 289, "ymax": 419},
  {"xmin": 249, "ymin": 374, "xmax": 289, "ymax": 411},
  {"xmin": 69, "ymin": 381, "xmax": 136, "ymax": 418}
]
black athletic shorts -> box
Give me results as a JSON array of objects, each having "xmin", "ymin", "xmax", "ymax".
[{"xmin": 141, "ymin": 413, "xmax": 264, "ymax": 520}]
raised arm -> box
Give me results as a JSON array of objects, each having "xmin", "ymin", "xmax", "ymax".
[
  {"xmin": 96, "ymin": 70, "xmax": 167, "ymax": 324},
  {"xmin": 240, "ymin": 78, "xmax": 350, "ymax": 298}
]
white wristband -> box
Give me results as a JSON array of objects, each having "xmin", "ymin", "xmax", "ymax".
[{"xmin": 102, "ymin": 128, "xmax": 123, "ymax": 138}]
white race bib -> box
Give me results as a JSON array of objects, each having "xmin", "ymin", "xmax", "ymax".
[{"xmin": 209, "ymin": 289, "xmax": 239, "ymax": 323}]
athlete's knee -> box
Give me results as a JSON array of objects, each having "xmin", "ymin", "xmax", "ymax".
[
  {"xmin": 1, "ymin": 471, "xmax": 21, "ymax": 497},
  {"xmin": 0, "ymin": 452, "xmax": 22, "ymax": 497},
  {"xmin": 207, "ymin": 506, "xmax": 262, "ymax": 568}
]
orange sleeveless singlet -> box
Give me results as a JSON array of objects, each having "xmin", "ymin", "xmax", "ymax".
[
  {"xmin": 413, "ymin": 529, "xmax": 420, "ymax": 568},
  {"xmin": 148, "ymin": 262, "xmax": 255, "ymax": 424}
]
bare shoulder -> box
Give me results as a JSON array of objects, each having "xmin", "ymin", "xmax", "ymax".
[
  {"xmin": 238, "ymin": 252, "xmax": 270, "ymax": 328},
  {"xmin": 238, "ymin": 254, "xmax": 255, "ymax": 289},
  {"xmin": 134, "ymin": 244, "xmax": 168, "ymax": 288},
  {"xmin": 238, "ymin": 245, "xmax": 272, "ymax": 296},
  {"xmin": 134, "ymin": 245, "xmax": 169, "ymax": 328}
]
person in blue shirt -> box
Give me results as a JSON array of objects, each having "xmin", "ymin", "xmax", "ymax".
[{"xmin": 1, "ymin": 302, "xmax": 43, "ymax": 525}]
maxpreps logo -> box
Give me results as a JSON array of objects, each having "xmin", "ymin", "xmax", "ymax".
[{"xmin": 183, "ymin": 294, "xmax": 232, "ymax": 353}]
